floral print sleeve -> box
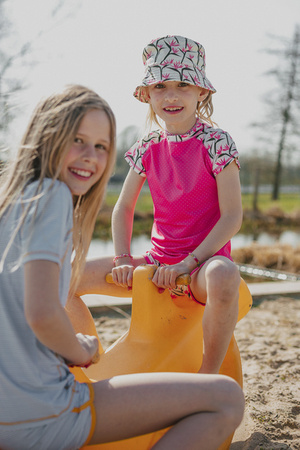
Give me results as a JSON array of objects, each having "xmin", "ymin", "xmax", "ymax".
[
  {"xmin": 202, "ymin": 127, "xmax": 240, "ymax": 176},
  {"xmin": 125, "ymin": 130, "xmax": 162, "ymax": 177}
]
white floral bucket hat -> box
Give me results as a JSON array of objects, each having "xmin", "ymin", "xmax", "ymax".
[{"xmin": 134, "ymin": 35, "xmax": 216, "ymax": 103}]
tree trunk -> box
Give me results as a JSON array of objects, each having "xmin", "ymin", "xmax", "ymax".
[
  {"xmin": 252, "ymin": 166, "xmax": 260, "ymax": 212},
  {"xmin": 272, "ymin": 27, "xmax": 300, "ymax": 200}
]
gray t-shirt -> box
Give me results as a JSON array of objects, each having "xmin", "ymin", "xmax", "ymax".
[{"xmin": 0, "ymin": 179, "xmax": 75, "ymax": 427}]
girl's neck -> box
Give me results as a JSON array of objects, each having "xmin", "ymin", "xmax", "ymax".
[{"xmin": 164, "ymin": 118, "xmax": 198, "ymax": 136}]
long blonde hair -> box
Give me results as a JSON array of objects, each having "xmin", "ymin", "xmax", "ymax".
[
  {"xmin": 0, "ymin": 84, "xmax": 116, "ymax": 297},
  {"xmin": 146, "ymin": 90, "xmax": 217, "ymax": 130}
]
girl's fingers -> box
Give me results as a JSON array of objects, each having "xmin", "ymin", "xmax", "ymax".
[
  {"xmin": 67, "ymin": 334, "xmax": 99, "ymax": 368},
  {"xmin": 111, "ymin": 265, "xmax": 134, "ymax": 287},
  {"xmin": 152, "ymin": 267, "xmax": 190, "ymax": 290},
  {"xmin": 153, "ymin": 267, "xmax": 177, "ymax": 289},
  {"xmin": 76, "ymin": 333, "xmax": 99, "ymax": 354}
]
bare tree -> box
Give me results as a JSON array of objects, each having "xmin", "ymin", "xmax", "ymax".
[
  {"xmin": 0, "ymin": 0, "xmax": 24, "ymax": 148},
  {"xmin": 0, "ymin": 0, "xmax": 80, "ymax": 157},
  {"xmin": 239, "ymin": 152, "xmax": 273, "ymax": 212},
  {"xmin": 272, "ymin": 26, "xmax": 300, "ymax": 200},
  {"xmin": 252, "ymin": 26, "xmax": 300, "ymax": 200}
]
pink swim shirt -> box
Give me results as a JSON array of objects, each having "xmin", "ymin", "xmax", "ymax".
[{"xmin": 125, "ymin": 119, "xmax": 240, "ymax": 265}]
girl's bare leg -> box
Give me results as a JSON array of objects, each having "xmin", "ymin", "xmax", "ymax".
[
  {"xmin": 191, "ymin": 256, "xmax": 240, "ymax": 374},
  {"xmin": 89, "ymin": 372, "xmax": 244, "ymax": 449}
]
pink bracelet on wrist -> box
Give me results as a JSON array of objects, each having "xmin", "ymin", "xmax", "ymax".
[
  {"xmin": 188, "ymin": 252, "xmax": 201, "ymax": 267},
  {"xmin": 113, "ymin": 253, "xmax": 133, "ymax": 263}
]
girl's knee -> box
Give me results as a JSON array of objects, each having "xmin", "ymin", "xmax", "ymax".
[
  {"xmin": 219, "ymin": 377, "xmax": 245, "ymax": 428},
  {"xmin": 226, "ymin": 385, "xmax": 244, "ymax": 429},
  {"xmin": 206, "ymin": 260, "xmax": 240, "ymax": 295},
  {"xmin": 206, "ymin": 259, "xmax": 239, "ymax": 281}
]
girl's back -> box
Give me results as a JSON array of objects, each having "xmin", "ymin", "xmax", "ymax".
[{"xmin": 0, "ymin": 179, "xmax": 74, "ymax": 425}]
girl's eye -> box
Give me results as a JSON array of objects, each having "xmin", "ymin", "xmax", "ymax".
[
  {"xmin": 154, "ymin": 83, "xmax": 165, "ymax": 89},
  {"xmin": 96, "ymin": 144, "xmax": 108, "ymax": 152},
  {"xmin": 178, "ymin": 82, "xmax": 189, "ymax": 87},
  {"xmin": 74, "ymin": 137, "xmax": 83, "ymax": 144}
]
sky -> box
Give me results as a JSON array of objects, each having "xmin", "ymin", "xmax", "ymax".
[{"xmin": 3, "ymin": 0, "xmax": 300, "ymax": 156}]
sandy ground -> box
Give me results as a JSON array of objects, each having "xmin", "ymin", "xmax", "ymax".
[{"xmin": 93, "ymin": 294, "xmax": 300, "ymax": 449}]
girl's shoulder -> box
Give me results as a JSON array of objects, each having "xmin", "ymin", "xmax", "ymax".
[
  {"xmin": 23, "ymin": 179, "xmax": 73, "ymax": 220},
  {"xmin": 125, "ymin": 129, "xmax": 164, "ymax": 175},
  {"xmin": 198, "ymin": 123, "xmax": 238, "ymax": 158},
  {"xmin": 24, "ymin": 178, "xmax": 71, "ymax": 201},
  {"xmin": 198, "ymin": 124, "xmax": 239, "ymax": 175},
  {"xmin": 22, "ymin": 178, "xmax": 73, "ymax": 233},
  {"xmin": 198, "ymin": 123, "xmax": 235, "ymax": 147},
  {"xmin": 133, "ymin": 129, "xmax": 164, "ymax": 151}
]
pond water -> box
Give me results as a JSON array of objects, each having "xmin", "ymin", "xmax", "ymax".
[{"xmin": 88, "ymin": 230, "xmax": 300, "ymax": 259}]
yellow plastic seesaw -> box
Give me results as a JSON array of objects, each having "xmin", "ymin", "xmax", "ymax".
[{"xmin": 69, "ymin": 264, "xmax": 252, "ymax": 450}]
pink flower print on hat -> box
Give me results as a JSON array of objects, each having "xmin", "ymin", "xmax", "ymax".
[{"xmin": 134, "ymin": 35, "xmax": 216, "ymax": 103}]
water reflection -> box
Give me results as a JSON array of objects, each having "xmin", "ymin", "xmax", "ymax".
[
  {"xmin": 88, "ymin": 235, "xmax": 151, "ymax": 259},
  {"xmin": 88, "ymin": 231, "xmax": 300, "ymax": 258},
  {"xmin": 233, "ymin": 230, "xmax": 300, "ymax": 249}
]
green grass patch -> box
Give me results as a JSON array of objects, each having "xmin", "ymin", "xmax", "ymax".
[
  {"xmin": 96, "ymin": 190, "xmax": 299, "ymax": 240},
  {"xmin": 242, "ymin": 192, "xmax": 299, "ymax": 214},
  {"xmin": 105, "ymin": 191, "xmax": 299, "ymax": 215},
  {"xmin": 104, "ymin": 191, "xmax": 153, "ymax": 212}
]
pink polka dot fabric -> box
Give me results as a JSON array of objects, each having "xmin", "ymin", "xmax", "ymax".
[{"xmin": 125, "ymin": 119, "xmax": 239, "ymax": 264}]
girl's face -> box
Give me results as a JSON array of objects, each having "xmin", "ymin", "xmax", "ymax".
[
  {"xmin": 61, "ymin": 109, "xmax": 110, "ymax": 196},
  {"xmin": 147, "ymin": 81, "xmax": 207, "ymax": 135}
]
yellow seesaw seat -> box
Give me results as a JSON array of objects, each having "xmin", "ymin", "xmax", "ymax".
[{"xmin": 69, "ymin": 264, "xmax": 252, "ymax": 450}]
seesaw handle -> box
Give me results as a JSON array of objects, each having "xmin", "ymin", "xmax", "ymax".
[{"xmin": 105, "ymin": 273, "xmax": 191, "ymax": 285}]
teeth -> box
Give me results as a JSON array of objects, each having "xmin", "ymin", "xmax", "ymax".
[
  {"xmin": 165, "ymin": 107, "xmax": 182, "ymax": 111},
  {"xmin": 71, "ymin": 168, "xmax": 91, "ymax": 178}
]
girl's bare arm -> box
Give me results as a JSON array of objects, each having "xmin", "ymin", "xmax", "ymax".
[
  {"xmin": 112, "ymin": 169, "xmax": 145, "ymax": 256},
  {"xmin": 192, "ymin": 161, "xmax": 243, "ymax": 263},
  {"xmin": 24, "ymin": 260, "xmax": 98, "ymax": 366},
  {"xmin": 111, "ymin": 169, "xmax": 146, "ymax": 286}
]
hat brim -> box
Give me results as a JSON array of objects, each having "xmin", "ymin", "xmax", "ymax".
[{"xmin": 133, "ymin": 64, "xmax": 216, "ymax": 103}]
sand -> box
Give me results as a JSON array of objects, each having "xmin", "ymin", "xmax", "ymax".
[
  {"xmin": 232, "ymin": 295, "xmax": 300, "ymax": 449},
  {"xmin": 93, "ymin": 294, "xmax": 300, "ymax": 449}
]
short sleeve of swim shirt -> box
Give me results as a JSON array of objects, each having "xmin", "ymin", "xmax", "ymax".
[
  {"xmin": 125, "ymin": 129, "xmax": 163, "ymax": 176},
  {"xmin": 21, "ymin": 179, "xmax": 73, "ymax": 304},
  {"xmin": 201, "ymin": 126, "xmax": 240, "ymax": 176}
]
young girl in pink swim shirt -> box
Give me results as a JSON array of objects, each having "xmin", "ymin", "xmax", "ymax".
[{"xmin": 80, "ymin": 35, "xmax": 243, "ymax": 376}]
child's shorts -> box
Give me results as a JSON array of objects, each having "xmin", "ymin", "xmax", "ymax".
[
  {"xmin": 0, "ymin": 381, "xmax": 95, "ymax": 450},
  {"xmin": 144, "ymin": 252, "xmax": 206, "ymax": 306}
]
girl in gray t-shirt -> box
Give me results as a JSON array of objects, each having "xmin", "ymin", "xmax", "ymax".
[{"xmin": 0, "ymin": 84, "xmax": 244, "ymax": 450}]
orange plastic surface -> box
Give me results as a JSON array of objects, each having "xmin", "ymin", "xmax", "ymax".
[{"xmin": 72, "ymin": 264, "xmax": 252, "ymax": 450}]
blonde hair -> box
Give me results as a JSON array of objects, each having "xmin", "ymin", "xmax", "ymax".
[
  {"xmin": 146, "ymin": 90, "xmax": 217, "ymax": 129},
  {"xmin": 0, "ymin": 84, "xmax": 116, "ymax": 297}
]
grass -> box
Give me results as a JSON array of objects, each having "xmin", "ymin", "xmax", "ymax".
[
  {"xmin": 94, "ymin": 191, "xmax": 300, "ymax": 240},
  {"xmin": 104, "ymin": 190, "xmax": 154, "ymax": 212},
  {"xmin": 105, "ymin": 191, "xmax": 299, "ymax": 215},
  {"xmin": 242, "ymin": 192, "xmax": 300, "ymax": 214}
]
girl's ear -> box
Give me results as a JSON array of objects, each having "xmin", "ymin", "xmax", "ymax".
[
  {"xmin": 198, "ymin": 88, "xmax": 209, "ymax": 102},
  {"xmin": 141, "ymin": 87, "xmax": 151, "ymax": 103}
]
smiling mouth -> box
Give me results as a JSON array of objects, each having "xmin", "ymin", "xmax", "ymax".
[
  {"xmin": 70, "ymin": 168, "xmax": 93, "ymax": 178},
  {"xmin": 163, "ymin": 107, "xmax": 183, "ymax": 112}
]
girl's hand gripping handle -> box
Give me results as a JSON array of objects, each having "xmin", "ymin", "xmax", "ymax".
[
  {"xmin": 68, "ymin": 333, "xmax": 100, "ymax": 368},
  {"xmin": 106, "ymin": 272, "xmax": 191, "ymax": 286}
]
